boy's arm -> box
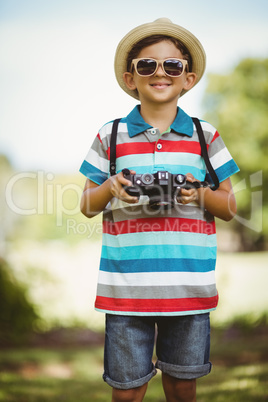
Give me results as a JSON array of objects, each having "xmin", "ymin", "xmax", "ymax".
[
  {"xmin": 80, "ymin": 171, "xmax": 138, "ymax": 218},
  {"xmin": 178, "ymin": 174, "xmax": 237, "ymax": 221}
]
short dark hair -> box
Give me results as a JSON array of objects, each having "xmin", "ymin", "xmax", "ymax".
[{"xmin": 126, "ymin": 35, "xmax": 193, "ymax": 73}]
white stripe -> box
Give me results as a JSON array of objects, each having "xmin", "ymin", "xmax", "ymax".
[
  {"xmin": 99, "ymin": 122, "xmax": 113, "ymax": 138},
  {"xmin": 118, "ymin": 121, "xmax": 128, "ymax": 133},
  {"xmin": 110, "ymin": 196, "xmax": 200, "ymax": 211},
  {"xmin": 99, "ymin": 121, "xmax": 128, "ymax": 139},
  {"xmin": 98, "ymin": 270, "xmax": 215, "ymax": 287},
  {"xmin": 210, "ymin": 148, "xmax": 232, "ymax": 170},
  {"xmin": 110, "ymin": 195, "xmax": 149, "ymax": 210},
  {"xmin": 84, "ymin": 147, "xmax": 109, "ymax": 173},
  {"xmin": 103, "ymin": 232, "xmax": 217, "ymax": 248},
  {"xmin": 200, "ymin": 121, "xmax": 216, "ymax": 134},
  {"xmin": 156, "ymin": 152, "xmax": 205, "ymax": 169}
]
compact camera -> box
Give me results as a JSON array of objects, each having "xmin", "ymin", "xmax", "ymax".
[{"xmin": 122, "ymin": 168, "xmax": 209, "ymax": 209}]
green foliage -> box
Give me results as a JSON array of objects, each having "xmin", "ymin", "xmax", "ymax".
[
  {"xmin": 203, "ymin": 58, "xmax": 268, "ymax": 249},
  {"xmin": 3, "ymin": 171, "xmax": 102, "ymax": 244},
  {"xmin": 0, "ymin": 326, "xmax": 267, "ymax": 401},
  {"xmin": 0, "ymin": 258, "xmax": 39, "ymax": 345}
]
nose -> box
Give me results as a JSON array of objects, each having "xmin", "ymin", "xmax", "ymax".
[{"xmin": 155, "ymin": 62, "xmax": 166, "ymax": 76}]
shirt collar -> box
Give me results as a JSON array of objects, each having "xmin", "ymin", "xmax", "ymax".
[{"xmin": 125, "ymin": 105, "xmax": 194, "ymax": 138}]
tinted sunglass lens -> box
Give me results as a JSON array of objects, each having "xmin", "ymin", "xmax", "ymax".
[
  {"xmin": 164, "ymin": 59, "xmax": 184, "ymax": 76},
  {"xmin": 136, "ymin": 59, "xmax": 157, "ymax": 76}
]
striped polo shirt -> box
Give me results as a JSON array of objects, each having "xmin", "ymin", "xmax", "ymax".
[{"xmin": 80, "ymin": 105, "xmax": 239, "ymax": 316}]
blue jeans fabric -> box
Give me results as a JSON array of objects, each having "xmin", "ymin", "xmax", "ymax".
[{"xmin": 103, "ymin": 313, "xmax": 212, "ymax": 390}]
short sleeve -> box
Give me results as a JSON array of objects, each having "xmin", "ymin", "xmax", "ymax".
[
  {"xmin": 202, "ymin": 121, "xmax": 239, "ymax": 183},
  {"xmin": 79, "ymin": 124, "xmax": 111, "ymax": 185}
]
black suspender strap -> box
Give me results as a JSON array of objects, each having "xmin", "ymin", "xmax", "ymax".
[
  {"xmin": 109, "ymin": 118, "xmax": 121, "ymax": 176},
  {"xmin": 192, "ymin": 117, "xmax": 219, "ymax": 191}
]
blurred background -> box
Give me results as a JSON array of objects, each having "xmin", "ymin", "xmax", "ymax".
[{"xmin": 0, "ymin": 0, "xmax": 267, "ymax": 400}]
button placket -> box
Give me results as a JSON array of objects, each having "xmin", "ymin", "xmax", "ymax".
[{"xmin": 154, "ymin": 140, "xmax": 164, "ymax": 168}]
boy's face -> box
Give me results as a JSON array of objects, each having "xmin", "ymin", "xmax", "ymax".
[{"xmin": 123, "ymin": 40, "xmax": 197, "ymax": 106}]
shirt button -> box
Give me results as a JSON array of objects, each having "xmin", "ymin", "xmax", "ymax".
[
  {"xmin": 157, "ymin": 143, "xmax": 162, "ymax": 150},
  {"xmin": 151, "ymin": 129, "xmax": 157, "ymax": 135}
]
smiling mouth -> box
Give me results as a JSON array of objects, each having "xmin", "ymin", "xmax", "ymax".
[{"xmin": 151, "ymin": 83, "xmax": 171, "ymax": 89}]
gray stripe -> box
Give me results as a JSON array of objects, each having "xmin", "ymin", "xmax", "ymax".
[
  {"xmin": 115, "ymin": 130, "xmax": 201, "ymax": 145},
  {"xmin": 106, "ymin": 129, "xmax": 213, "ymax": 147},
  {"xmin": 112, "ymin": 204, "xmax": 208, "ymax": 223},
  {"xmin": 96, "ymin": 123, "xmax": 225, "ymax": 165},
  {"xmin": 160, "ymin": 131, "xmax": 206, "ymax": 143},
  {"xmin": 103, "ymin": 210, "xmax": 114, "ymax": 222},
  {"xmin": 201, "ymin": 129, "xmax": 215, "ymax": 145},
  {"xmin": 208, "ymin": 135, "xmax": 226, "ymax": 158},
  {"xmin": 90, "ymin": 136, "xmax": 108, "ymax": 159},
  {"xmin": 116, "ymin": 131, "xmax": 154, "ymax": 145},
  {"xmin": 99, "ymin": 125, "xmax": 216, "ymax": 147},
  {"xmin": 97, "ymin": 284, "xmax": 217, "ymax": 299},
  {"xmin": 97, "ymin": 121, "xmax": 223, "ymax": 154}
]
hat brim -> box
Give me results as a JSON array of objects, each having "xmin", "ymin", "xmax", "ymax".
[{"xmin": 114, "ymin": 18, "xmax": 206, "ymax": 100}]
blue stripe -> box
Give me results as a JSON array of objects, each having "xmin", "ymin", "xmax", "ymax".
[
  {"xmin": 95, "ymin": 308, "xmax": 217, "ymax": 316},
  {"xmin": 100, "ymin": 257, "xmax": 215, "ymax": 273},
  {"xmin": 118, "ymin": 164, "xmax": 205, "ymax": 181},
  {"xmin": 215, "ymin": 160, "xmax": 239, "ymax": 182},
  {"xmin": 155, "ymin": 152, "xmax": 205, "ymax": 168},
  {"xmin": 79, "ymin": 160, "xmax": 107, "ymax": 184},
  {"xmin": 101, "ymin": 244, "xmax": 217, "ymax": 261},
  {"xmin": 116, "ymin": 155, "xmax": 153, "ymax": 171},
  {"xmin": 153, "ymin": 165, "xmax": 206, "ymax": 180},
  {"xmin": 116, "ymin": 153, "xmax": 203, "ymax": 173}
]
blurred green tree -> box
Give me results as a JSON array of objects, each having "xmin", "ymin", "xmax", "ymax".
[
  {"xmin": 0, "ymin": 156, "xmax": 39, "ymax": 344},
  {"xmin": 203, "ymin": 58, "xmax": 268, "ymax": 250},
  {"xmin": 0, "ymin": 258, "xmax": 39, "ymax": 345}
]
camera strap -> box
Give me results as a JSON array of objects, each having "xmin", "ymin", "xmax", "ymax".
[
  {"xmin": 109, "ymin": 117, "xmax": 219, "ymax": 190},
  {"xmin": 192, "ymin": 117, "xmax": 219, "ymax": 191},
  {"xmin": 109, "ymin": 118, "xmax": 121, "ymax": 176}
]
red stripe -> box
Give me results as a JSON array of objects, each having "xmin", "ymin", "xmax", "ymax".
[
  {"xmin": 156, "ymin": 140, "xmax": 207, "ymax": 154},
  {"xmin": 95, "ymin": 295, "xmax": 218, "ymax": 313},
  {"xmin": 97, "ymin": 133, "xmax": 102, "ymax": 143},
  {"xmin": 117, "ymin": 142, "xmax": 155, "ymax": 157},
  {"xmin": 103, "ymin": 217, "xmax": 216, "ymax": 236},
  {"xmin": 106, "ymin": 140, "xmax": 207, "ymax": 158},
  {"xmin": 211, "ymin": 131, "xmax": 220, "ymax": 144},
  {"xmin": 107, "ymin": 142, "xmax": 155, "ymax": 159}
]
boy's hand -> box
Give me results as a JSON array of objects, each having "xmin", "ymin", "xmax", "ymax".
[
  {"xmin": 109, "ymin": 170, "xmax": 139, "ymax": 203},
  {"xmin": 176, "ymin": 173, "xmax": 200, "ymax": 204}
]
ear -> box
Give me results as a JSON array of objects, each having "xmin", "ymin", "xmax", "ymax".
[
  {"xmin": 183, "ymin": 72, "xmax": 198, "ymax": 91},
  {"xmin": 123, "ymin": 72, "xmax": 137, "ymax": 91}
]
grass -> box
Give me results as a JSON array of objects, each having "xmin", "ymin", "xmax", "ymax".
[{"xmin": 0, "ymin": 325, "xmax": 268, "ymax": 401}]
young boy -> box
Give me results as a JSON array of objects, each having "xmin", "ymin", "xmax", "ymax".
[{"xmin": 80, "ymin": 18, "xmax": 239, "ymax": 402}]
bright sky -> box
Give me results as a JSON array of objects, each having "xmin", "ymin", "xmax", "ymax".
[{"xmin": 1, "ymin": 0, "xmax": 268, "ymax": 173}]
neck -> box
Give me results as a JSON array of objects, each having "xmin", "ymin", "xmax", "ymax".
[{"xmin": 139, "ymin": 102, "xmax": 178, "ymax": 133}]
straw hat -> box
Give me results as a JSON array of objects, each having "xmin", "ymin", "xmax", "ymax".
[{"xmin": 114, "ymin": 18, "xmax": 206, "ymax": 99}]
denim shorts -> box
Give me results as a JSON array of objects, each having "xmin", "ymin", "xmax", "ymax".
[{"xmin": 103, "ymin": 313, "xmax": 212, "ymax": 390}]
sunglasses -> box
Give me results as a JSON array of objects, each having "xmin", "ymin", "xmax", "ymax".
[{"xmin": 131, "ymin": 58, "xmax": 188, "ymax": 77}]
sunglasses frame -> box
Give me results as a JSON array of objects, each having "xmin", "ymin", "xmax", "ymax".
[{"xmin": 131, "ymin": 58, "xmax": 188, "ymax": 78}]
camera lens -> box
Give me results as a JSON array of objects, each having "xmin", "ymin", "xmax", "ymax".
[
  {"xmin": 141, "ymin": 173, "xmax": 154, "ymax": 185},
  {"xmin": 174, "ymin": 174, "xmax": 186, "ymax": 185}
]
